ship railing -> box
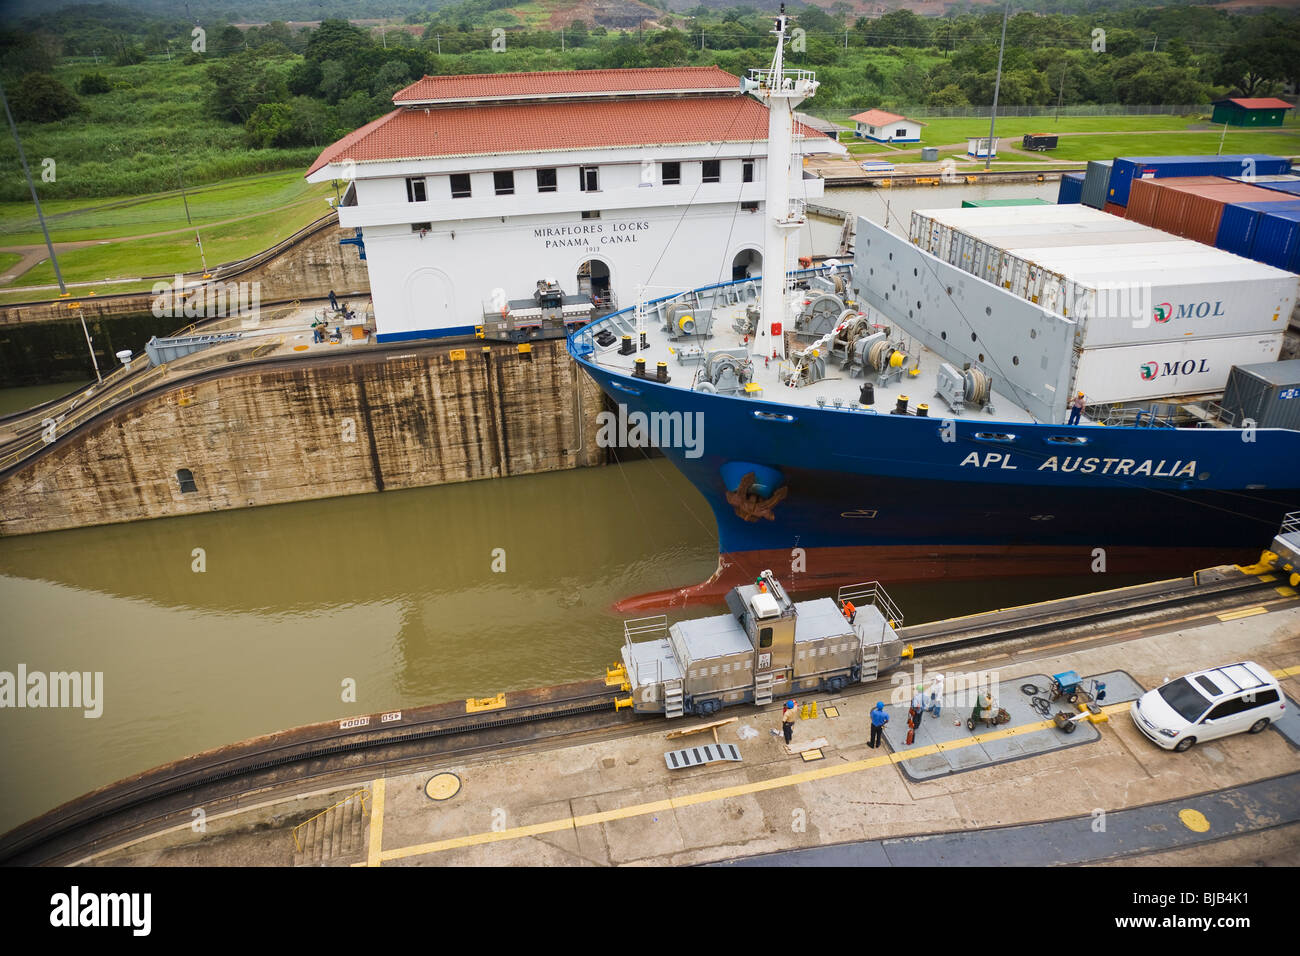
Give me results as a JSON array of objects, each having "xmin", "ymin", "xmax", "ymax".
[
  {"xmin": 566, "ymin": 264, "xmax": 852, "ymax": 359},
  {"xmin": 837, "ymin": 581, "xmax": 905, "ymax": 643},
  {"xmin": 623, "ymin": 615, "xmax": 668, "ymax": 686},
  {"xmin": 1281, "ymin": 512, "xmax": 1300, "ymax": 537}
]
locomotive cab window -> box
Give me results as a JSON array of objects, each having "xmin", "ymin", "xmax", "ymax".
[{"xmin": 759, "ymin": 626, "xmax": 773, "ymax": 648}]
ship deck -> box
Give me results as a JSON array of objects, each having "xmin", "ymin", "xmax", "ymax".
[{"xmin": 580, "ymin": 293, "xmax": 1056, "ymax": 427}]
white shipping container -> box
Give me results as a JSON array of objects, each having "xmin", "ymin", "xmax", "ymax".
[
  {"xmin": 1013, "ymin": 247, "xmax": 1299, "ymax": 348},
  {"xmin": 1073, "ymin": 332, "xmax": 1285, "ymax": 404}
]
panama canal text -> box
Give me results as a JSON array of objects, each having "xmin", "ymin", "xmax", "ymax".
[{"xmin": 960, "ymin": 453, "xmax": 1197, "ymax": 477}]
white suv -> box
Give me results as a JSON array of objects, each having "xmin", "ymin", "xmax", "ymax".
[{"xmin": 1130, "ymin": 661, "xmax": 1286, "ymax": 752}]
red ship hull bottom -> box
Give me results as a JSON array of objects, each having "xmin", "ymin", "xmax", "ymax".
[{"xmin": 612, "ymin": 544, "xmax": 1258, "ymax": 612}]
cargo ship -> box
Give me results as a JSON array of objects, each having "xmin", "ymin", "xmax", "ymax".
[{"xmin": 566, "ymin": 12, "xmax": 1300, "ymax": 610}]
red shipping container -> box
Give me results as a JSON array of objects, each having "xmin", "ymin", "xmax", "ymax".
[
  {"xmin": 1125, "ymin": 176, "xmax": 1287, "ymax": 246},
  {"xmin": 1103, "ymin": 202, "xmax": 1126, "ymax": 217}
]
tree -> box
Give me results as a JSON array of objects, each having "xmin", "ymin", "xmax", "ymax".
[
  {"xmin": 112, "ymin": 44, "xmax": 145, "ymax": 66},
  {"xmin": 76, "ymin": 72, "xmax": 111, "ymax": 95},
  {"xmin": 927, "ymin": 83, "xmax": 969, "ymax": 107},
  {"xmin": 245, "ymin": 102, "xmax": 295, "ymax": 148},
  {"xmin": 206, "ymin": 51, "xmax": 289, "ymax": 123},
  {"xmin": 1215, "ymin": 27, "xmax": 1292, "ymax": 97},
  {"xmin": 305, "ymin": 19, "xmax": 373, "ymax": 64},
  {"xmin": 11, "ymin": 72, "xmax": 82, "ymax": 122}
]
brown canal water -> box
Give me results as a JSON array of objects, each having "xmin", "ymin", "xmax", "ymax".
[{"xmin": 0, "ymin": 455, "xmax": 1161, "ymax": 836}]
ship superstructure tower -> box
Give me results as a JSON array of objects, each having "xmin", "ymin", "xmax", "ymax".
[{"xmin": 745, "ymin": 5, "xmax": 818, "ymax": 361}]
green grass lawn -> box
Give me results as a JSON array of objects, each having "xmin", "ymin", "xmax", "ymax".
[
  {"xmin": 1044, "ymin": 129, "xmax": 1300, "ymax": 161},
  {"xmin": 0, "ymin": 170, "xmax": 333, "ymax": 247},
  {"xmin": 0, "ymin": 252, "xmax": 23, "ymax": 275},
  {"xmin": 3, "ymin": 189, "xmax": 335, "ymax": 291}
]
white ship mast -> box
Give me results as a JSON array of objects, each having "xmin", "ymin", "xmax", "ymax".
[{"xmin": 744, "ymin": 5, "xmax": 818, "ymax": 362}]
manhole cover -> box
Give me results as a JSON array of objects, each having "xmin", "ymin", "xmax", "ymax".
[{"xmin": 425, "ymin": 772, "xmax": 462, "ymax": 801}]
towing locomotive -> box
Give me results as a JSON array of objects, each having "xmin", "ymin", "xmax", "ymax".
[{"xmin": 616, "ymin": 571, "xmax": 911, "ymax": 718}]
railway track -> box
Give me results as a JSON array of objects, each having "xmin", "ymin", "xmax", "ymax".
[{"xmin": 0, "ymin": 565, "xmax": 1284, "ymax": 866}]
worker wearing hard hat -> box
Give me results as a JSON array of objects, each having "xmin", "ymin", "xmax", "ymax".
[{"xmin": 1068, "ymin": 390, "xmax": 1086, "ymax": 426}]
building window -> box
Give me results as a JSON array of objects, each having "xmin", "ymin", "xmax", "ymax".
[
  {"xmin": 493, "ymin": 170, "xmax": 514, "ymax": 196},
  {"xmin": 176, "ymin": 468, "xmax": 197, "ymax": 494},
  {"xmin": 405, "ymin": 177, "xmax": 427, "ymax": 203},
  {"xmin": 662, "ymin": 161, "xmax": 681, "ymax": 186},
  {"xmin": 449, "ymin": 174, "xmax": 471, "ymax": 199},
  {"xmin": 536, "ymin": 168, "xmax": 557, "ymax": 193},
  {"xmin": 411, "ymin": 222, "xmax": 431, "ymax": 232},
  {"xmin": 581, "ymin": 210, "xmax": 600, "ymax": 220},
  {"xmin": 702, "ymin": 159, "xmax": 721, "ymax": 184},
  {"xmin": 896, "ymin": 128, "xmax": 908, "ymax": 138},
  {"xmin": 742, "ymin": 159, "xmax": 754, "ymax": 183},
  {"xmin": 741, "ymin": 201, "xmax": 758, "ymax": 212},
  {"xmin": 579, "ymin": 166, "xmax": 599, "ymax": 192}
]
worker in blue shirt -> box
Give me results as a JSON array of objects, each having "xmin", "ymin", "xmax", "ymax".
[{"xmin": 869, "ymin": 701, "xmax": 889, "ymax": 749}]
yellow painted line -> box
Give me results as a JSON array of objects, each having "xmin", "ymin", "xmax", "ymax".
[
  {"xmin": 375, "ymin": 706, "xmax": 1131, "ymax": 864},
  {"xmin": 1274, "ymin": 665, "xmax": 1300, "ymax": 679},
  {"xmin": 1216, "ymin": 606, "xmax": 1269, "ymax": 622},
  {"xmin": 1276, "ymin": 586, "xmax": 1297, "ymax": 598},
  {"xmin": 366, "ymin": 777, "xmax": 386, "ymax": 868}
]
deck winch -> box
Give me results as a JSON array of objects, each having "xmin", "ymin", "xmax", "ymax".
[{"xmin": 936, "ymin": 362, "xmax": 995, "ymax": 415}]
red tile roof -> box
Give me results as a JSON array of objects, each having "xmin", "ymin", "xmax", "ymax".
[
  {"xmin": 1215, "ymin": 97, "xmax": 1294, "ymax": 110},
  {"xmin": 849, "ymin": 109, "xmax": 925, "ymax": 127},
  {"xmin": 307, "ymin": 96, "xmax": 823, "ymax": 176},
  {"xmin": 394, "ymin": 66, "xmax": 740, "ymax": 104}
]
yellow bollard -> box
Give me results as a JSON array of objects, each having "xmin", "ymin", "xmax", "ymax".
[
  {"xmin": 810, "ymin": 700, "xmax": 819, "ymax": 719},
  {"xmin": 800, "ymin": 702, "xmax": 810, "ymax": 720}
]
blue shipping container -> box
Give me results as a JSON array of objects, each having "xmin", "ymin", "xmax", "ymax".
[
  {"xmin": 1107, "ymin": 155, "xmax": 1292, "ymax": 207},
  {"xmin": 1250, "ymin": 207, "xmax": 1300, "ymax": 273},
  {"xmin": 1057, "ymin": 172, "xmax": 1084, "ymax": 204},
  {"xmin": 1216, "ymin": 200, "xmax": 1300, "ymax": 258},
  {"xmin": 1256, "ymin": 179, "xmax": 1300, "ymax": 198}
]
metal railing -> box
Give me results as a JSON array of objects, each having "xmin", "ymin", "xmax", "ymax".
[
  {"xmin": 1280, "ymin": 512, "xmax": 1300, "ymax": 537},
  {"xmin": 291, "ymin": 787, "xmax": 370, "ymax": 855},
  {"xmin": 622, "ymin": 615, "xmax": 668, "ymax": 686},
  {"xmin": 837, "ymin": 580, "xmax": 905, "ymax": 644}
]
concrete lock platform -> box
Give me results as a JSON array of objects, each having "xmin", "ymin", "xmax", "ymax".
[{"xmin": 80, "ymin": 603, "xmax": 1300, "ymax": 867}]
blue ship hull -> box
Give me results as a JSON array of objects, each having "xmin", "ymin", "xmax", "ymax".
[{"xmin": 575, "ymin": 358, "xmax": 1300, "ymax": 605}]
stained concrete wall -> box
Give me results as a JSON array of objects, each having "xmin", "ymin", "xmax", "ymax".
[
  {"xmin": 0, "ymin": 340, "xmax": 605, "ymax": 536},
  {"xmin": 0, "ymin": 214, "xmax": 371, "ymax": 328}
]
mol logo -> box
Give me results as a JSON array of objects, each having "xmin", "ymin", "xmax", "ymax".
[
  {"xmin": 1140, "ymin": 358, "xmax": 1210, "ymax": 381},
  {"xmin": 1153, "ymin": 302, "xmax": 1172, "ymax": 324}
]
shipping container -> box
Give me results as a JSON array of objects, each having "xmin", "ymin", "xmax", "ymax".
[
  {"xmin": 1124, "ymin": 177, "xmax": 1288, "ymax": 246},
  {"xmin": 1073, "ymin": 333, "xmax": 1285, "ymax": 405},
  {"xmin": 1219, "ymin": 359, "xmax": 1300, "ymax": 430},
  {"xmin": 960, "ymin": 198, "xmax": 1052, "ymax": 207},
  {"xmin": 1082, "ymin": 160, "xmax": 1112, "ymax": 209},
  {"xmin": 1253, "ymin": 179, "xmax": 1300, "ymax": 198},
  {"xmin": 1103, "ymin": 202, "xmax": 1126, "ymax": 217},
  {"xmin": 1058, "ymin": 172, "xmax": 1084, "ymax": 205},
  {"xmin": 1215, "ymin": 200, "xmax": 1300, "ymax": 258},
  {"xmin": 1228, "ymin": 174, "xmax": 1300, "ymax": 186},
  {"xmin": 1250, "ymin": 207, "xmax": 1300, "ymax": 272},
  {"xmin": 1107, "ymin": 155, "xmax": 1292, "ymax": 207}
]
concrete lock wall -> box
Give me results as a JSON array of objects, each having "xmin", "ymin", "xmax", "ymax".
[
  {"xmin": 0, "ymin": 341, "xmax": 605, "ymax": 537},
  {"xmin": 0, "ymin": 214, "xmax": 371, "ymax": 329}
]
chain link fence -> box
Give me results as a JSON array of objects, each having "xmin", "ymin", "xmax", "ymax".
[{"xmin": 815, "ymin": 104, "xmax": 1213, "ymax": 122}]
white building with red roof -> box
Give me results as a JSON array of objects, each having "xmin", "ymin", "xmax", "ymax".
[
  {"xmin": 850, "ymin": 109, "xmax": 925, "ymax": 144},
  {"xmin": 305, "ymin": 66, "xmax": 844, "ymax": 342}
]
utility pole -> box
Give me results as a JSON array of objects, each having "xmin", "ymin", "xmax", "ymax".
[
  {"xmin": 561, "ymin": 28, "xmax": 565, "ymax": 53},
  {"xmin": 435, "ymin": 35, "xmax": 441, "ymax": 55},
  {"xmin": 0, "ymin": 80, "xmax": 66, "ymax": 296},
  {"xmin": 1217, "ymin": 120, "xmax": 1229, "ymax": 156},
  {"xmin": 1056, "ymin": 63, "xmax": 1066, "ymax": 123},
  {"xmin": 985, "ymin": 0, "xmax": 1010, "ymax": 171},
  {"xmin": 1151, "ymin": 34, "xmax": 1158, "ymax": 53}
]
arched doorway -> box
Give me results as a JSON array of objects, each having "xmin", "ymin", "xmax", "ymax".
[
  {"xmin": 732, "ymin": 248, "xmax": 762, "ymax": 281},
  {"xmin": 577, "ymin": 258, "xmax": 612, "ymax": 309}
]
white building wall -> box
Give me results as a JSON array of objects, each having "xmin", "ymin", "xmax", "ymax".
[
  {"xmin": 361, "ymin": 200, "xmax": 797, "ymax": 341},
  {"xmin": 336, "ymin": 144, "xmax": 820, "ymax": 340}
]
